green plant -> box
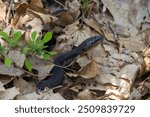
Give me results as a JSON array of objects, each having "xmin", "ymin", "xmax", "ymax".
[
  {"xmin": 0, "ymin": 43, "xmax": 6, "ymax": 55},
  {"xmin": 0, "ymin": 43, "xmax": 12, "ymax": 67},
  {"xmin": 4, "ymin": 57, "xmax": 12, "ymax": 67},
  {"xmin": 0, "ymin": 31, "xmax": 22, "ymax": 48},
  {"xmin": 0, "ymin": 30, "xmax": 56, "ymax": 70},
  {"xmin": 22, "ymin": 31, "xmax": 56, "ymax": 60},
  {"xmin": 24, "ymin": 58, "xmax": 32, "ymax": 72},
  {"xmin": 0, "ymin": 30, "xmax": 22, "ymax": 67},
  {"xmin": 81, "ymin": 0, "xmax": 89, "ymax": 11}
]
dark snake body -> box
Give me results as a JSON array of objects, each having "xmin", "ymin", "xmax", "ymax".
[{"xmin": 36, "ymin": 35, "xmax": 103, "ymax": 90}]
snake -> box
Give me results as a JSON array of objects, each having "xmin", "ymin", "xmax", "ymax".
[{"xmin": 36, "ymin": 35, "xmax": 104, "ymax": 90}]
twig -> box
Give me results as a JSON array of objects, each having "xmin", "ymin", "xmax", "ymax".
[
  {"xmin": 54, "ymin": 0, "xmax": 66, "ymax": 8},
  {"xmin": 21, "ymin": 68, "xmax": 53, "ymax": 77},
  {"xmin": 6, "ymin": 0, "xmax": 13, "ymax": 25}
]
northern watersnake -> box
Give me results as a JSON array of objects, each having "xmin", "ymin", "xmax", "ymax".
[{"xmin": 36, "ymin": 35, "xmax": 104, "ymax": 90}]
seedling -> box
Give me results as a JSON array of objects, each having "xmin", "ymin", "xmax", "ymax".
[
  {"xmin": 23, "ymin": 31, "xmax": 56, "ymax": 60},
  {"xmin": 0, "ymin": 31, "xmax": 22, "ymax": 48}
]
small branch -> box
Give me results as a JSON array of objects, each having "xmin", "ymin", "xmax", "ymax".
[{"xmin": 54, "ymin": 0, "xmax": 66, "ymax": 8}]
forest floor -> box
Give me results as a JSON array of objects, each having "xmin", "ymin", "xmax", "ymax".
[{"xmin": 0, "ymin": 0, "xmax": 149, "ymax": 100}]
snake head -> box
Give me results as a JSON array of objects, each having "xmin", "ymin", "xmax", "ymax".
[{"xmin": 78, "ymin": 35, "xmax": 104, "ymax": 51}]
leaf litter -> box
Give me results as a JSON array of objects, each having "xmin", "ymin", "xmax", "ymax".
[{"xmin": 0, "ymin": 0, "xmax": 149, "ymax": 100}]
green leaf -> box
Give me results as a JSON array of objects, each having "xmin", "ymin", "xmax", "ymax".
[
  {"xmin": 4, "ymin": 57, "xmax": 12, "ymax": 67},
  {"xmin": 81, "ymin": 0, "xmax": 89, "ymax": 11},
  {"xmin": 22, "ymin": 46, "xmax": 31, "ymax": 55},
  {"xmin": 42, "ymin": 32, "xmax": 52, "ymax": 44},
  {"xmin": 47, "ymin": 51, "xmax": 57, "ymax": 56},
  {"xmin": 0, "ymin": 31, "xmax": 10, "ymax": 44},
  {"xmin": 13, "ymin": 31, "xmax": 22, "ymax": 41},
  {"xmin": 42, "ymin": 54, "xmax": 50, "ymax": 60},
  {"xmin": 11, "ymin": 31, "xmax": 22, "ymax": 47},
  {"xmin": 25, "ymin": 59, "xmax": 32, "ymax": 71},
  {"xmin": 31, "ymin": 31, "xmax": 37, "ymax": 42}
]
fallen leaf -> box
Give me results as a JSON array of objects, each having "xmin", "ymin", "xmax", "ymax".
[
  {"xmin": 27, "ymin": 8, "xmax": 58, "ymax": 24},
  {"xmin": 0, "ymin": 87, "xmax": 20, "ymax": 100},
  {"xmin": 25, "ymin": 17, "xmax": 43, "ymax": 38},
  {"xmin": 11, "ymin": 2, "xmax": 29, "ymax": 27},
  {"xmin": 77, "ymin": 55, "xmax": 91, "ymax": 68},
  {"xmin": 14, "ymin": 78, "xmax": 35, "ymax": 95},
  {"xmin": 0, "ymin": 75, "xmax": 14, "ymax": 85},
  {"xmin": 0, "ymin": 0, "xmax": 6, "ymax": 21},
  {"xmin": 77, "ymin": 89, "xmax": 92, "ymax": 100},
  {"xmin": 79, "ymin": 60, "xmax": 101, "ymax": 79},
  {"xmin": 87, "ymin": 44, "xmax": 107, "ymax": 64},
  {"xmin": 30, "ymin": 0, "xmax": 43, "ymax": 9},
  {"xmin": 0, "ymin": 64, "xmax": 24, "ymax": 76},
  {"xmin": 84, "ymin": 18, "xmax": 103, "ymax": 34},
  {"xmin": 58, "ymin": 12, "xmax": 74, "ymax": 26},
  {"xmin": 7, "ymin": 50, "xmax": 26, "ymax": 68},
  {"xmin": 28, "ymin": 55, "xmax": 54, "ymax": 80}
]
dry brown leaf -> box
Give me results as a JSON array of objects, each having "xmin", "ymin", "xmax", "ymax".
[
  {"xmin": 0, "ymin": 87, "xmax": 20, "ymax": 100},
  {"xmin": 30, "ymin": 0, "xmax": 43, "ymax": 9},
  {"xmin": 58, "ymin": 12, "xmax": 74, "ymax": 26},
  {"xmin": 67, "ymin": 0, "xmax": 81, "ymax": 13},
  {"xmin": 67, "ymin": 60, "xmax": 100, "ymax": 79},
  {"xmin": 28, "ymin": 55, "xmax": 54, "ymax": 80},
  {"xmin": 119, "ymin": 64, "xmax": 139, "ymax": 84},
  {"xmin": 0, "ymin": 0, "xmax": 6, "ymax": 21},
  {"xmin": 25, "ymin": 17, "xmax": 43, "ymax": 40},
  {"xmin": 96, "ymin": 74, "xmax": 117, "ymax": 85},
  {"xmin": 26, "ymin": 8, "xmax": 58, "ymax": 24},
  {"xmin": 111, "ymin": 53, "xmax": 134, "ymax": 63},
  {"xmin": 0, "ymin": 75, "xmax": 14, "ymax": 86},
  {"xmin": 96, "ymin": 64, "xmax": 139, "ymax": 99},
  {"xmin": 11, "ymin": 2, "xmax": 29, "ymax": 27},
  {"xmin": 87, "ymin": 44, "xmax": 107, "ymax": 64},
  {"xmin": 103, "ymin": 44, "xmax": 118, "ymax": 54},
  {"xmin": 78, "ymin": 60, "xmax": 101, "ymax": 79},
  {"xmin": 77, "ymin": 55, "xmax": 91, "ymax": 68},
  {"xmin": 118, "ymin": 36, "xmax": 146, "ymax": 52},
  {"xmin": 14, "ymin": 78, "xmax": 35, "ymax": 95},
  {"xmin": 7, "ymin": 50, "xmax": 26, "ymax": 68},
  {"xmin": 77, "ymin": 89, "xmax": 92, "ymax": 100},
  {"xmin": 11, "ymin": 0, "xmax": 57, "ymax": 28},
  {"xmin": 144, "ymin": 56, "xmax": 150, "ymax": 71},
  {"xmin": 106, "ymin": 89, "xmax": 125, "ymax": 100},
  {"xmin": 0, "ymin": 65, "xmax": 24, "ymax": 76},
  {"xmin": 84, "ymin": 18, "xmax": 103, "ymax": 34},
  {"xmin": 14, "ymin": 14, "xmax": 33, "ymax": 29},
  {"xmin": 101, "ymin": 0, "xmax": 149, "ymax": 36}
]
